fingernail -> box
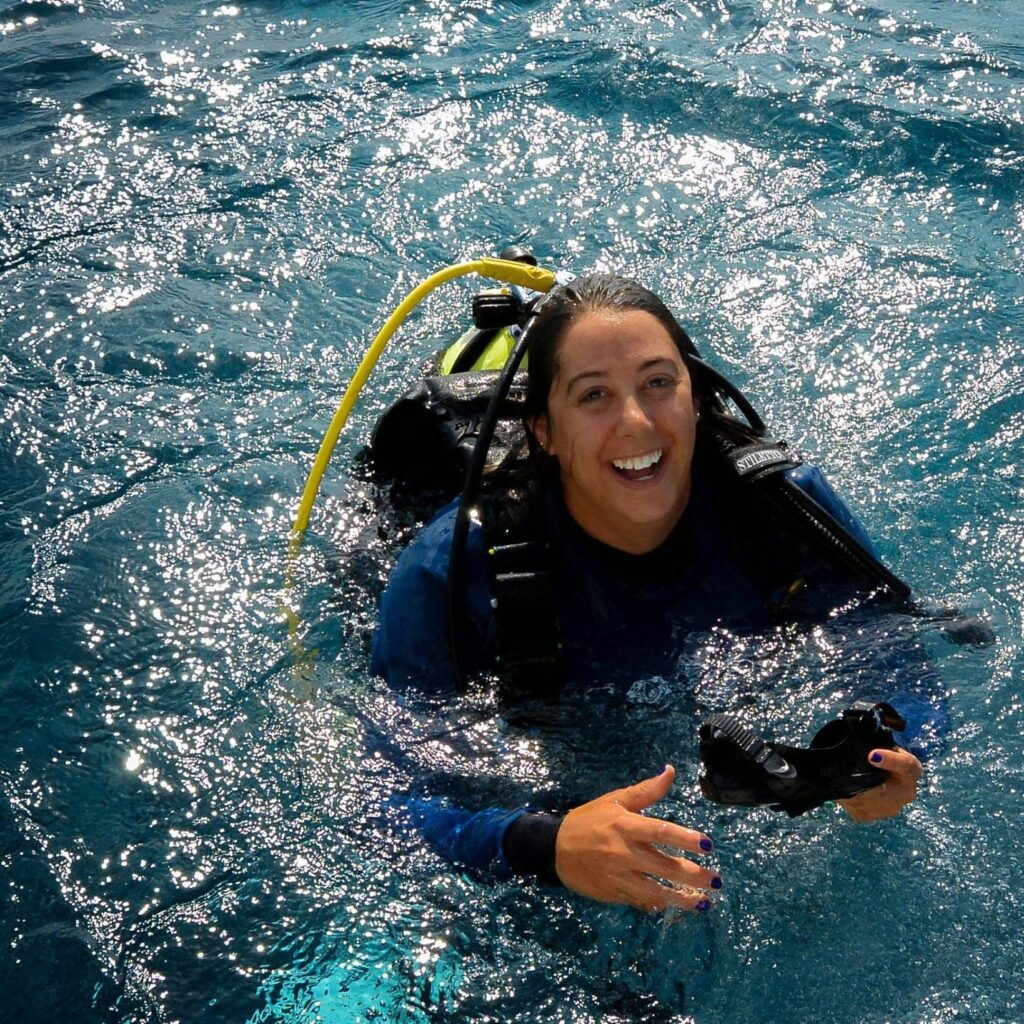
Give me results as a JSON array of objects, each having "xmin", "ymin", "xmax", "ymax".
[
  {"xmin": 699, "ymin": 838, "xmax": 714, "ymax": 853},
  {"xmin": 871, "ymin": 752, "xmax": 884, "ymax": 764},
  {"xmin": 710, "ymin": 875, "xmax": 723, "ymax": 890},
  {"xmin": 696, "ymin": 898, "xmax": 711, "ymax": 912}
]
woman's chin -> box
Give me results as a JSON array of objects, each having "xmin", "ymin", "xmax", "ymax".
[{"xmin": 563, "ymin": 464, "xmax": 690, "ymax": 551}]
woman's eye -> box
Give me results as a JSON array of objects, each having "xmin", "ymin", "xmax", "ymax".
[
  {"xmin": 579, "ymin": 388, "xmax": 606, "ymax": 404},
  {"xmin": 646, "ymin": 375, "xmax": 676, "ymax": 390}
]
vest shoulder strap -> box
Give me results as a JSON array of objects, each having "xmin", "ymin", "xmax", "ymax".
[
  {"xmin": 704, "ymin": 416, "xmax": 910, "ymax": 600},
  {"xmin": 479, "ymin": 481, "xmax": 564, "ymax": 697}
]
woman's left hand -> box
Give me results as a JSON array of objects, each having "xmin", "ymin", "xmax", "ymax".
[{"xmin": 838, "ymin": 748, "xmax": 923, "ymax": 821}]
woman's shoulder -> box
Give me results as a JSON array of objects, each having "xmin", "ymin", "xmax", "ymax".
[
  {"xmin": 372, "ymin": 498, "xmax": 493, "ymax": 690},
  {"xmin": 382, "ymin": 497, "xmax": 491, "ymax": 610},
  {"xmin": 782, "ymin": 463, "xmax": 878, "ymax": 555},
  {"xmin": 391, "ymin": 499, "xmax": 460, "ymax": 579},
  {"xmin": 371, "ymin": 501, "xmax": 459, "ymax": 688}
]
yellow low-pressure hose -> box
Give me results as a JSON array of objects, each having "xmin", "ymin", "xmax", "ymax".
[
  {"xmin": 292, "ymin": 258, "xmax": 556, "ymax": 540},
  {"xmin": 283, "ymin": 257, "xmax": 557, "ymax": 663}
]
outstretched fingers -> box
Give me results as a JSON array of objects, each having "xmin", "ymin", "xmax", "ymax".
[
  {"xmin": 554, "ymin": 766, "xmax": 720, "ymax": 913},
  {"xmin": 633, "ymin": 844, "xmax": 721, "ymax": 894},
  {"xmin": 626, "ymin": 815, "xmax": 714, "ymax": 858}
]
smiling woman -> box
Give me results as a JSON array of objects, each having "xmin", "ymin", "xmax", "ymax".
[
  {"xmin": 370, "ymin": 273, "xmax": 941, "ymax": 913},
  {"xmin": 529, "ymin": 309, "xmax": 699, "ymax": 554}
]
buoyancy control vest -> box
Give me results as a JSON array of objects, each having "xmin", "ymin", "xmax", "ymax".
[{"xmin": 286, "ymin": 247, "xmax": 991, "ymax": 692}]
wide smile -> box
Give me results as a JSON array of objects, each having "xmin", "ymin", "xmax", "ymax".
[{"xmin": 610, "ymin": 448, "xmax": 665, "ymax": 483}]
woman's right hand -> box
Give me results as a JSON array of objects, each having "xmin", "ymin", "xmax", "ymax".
[{"xmin": 554, "ymin": 764, "xmax": 721, "ymax": 912}]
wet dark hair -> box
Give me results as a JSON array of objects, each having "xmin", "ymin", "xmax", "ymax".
[{"xmin": 522, "ymin": 273, "xmax": 701, "ymax": 422}]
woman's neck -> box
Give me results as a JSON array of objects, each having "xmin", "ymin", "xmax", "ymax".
[{"xmin": 562, "ymin": 482, "xmax": 692, "ymax": 555}]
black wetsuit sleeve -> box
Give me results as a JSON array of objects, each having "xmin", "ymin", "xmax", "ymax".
[{"xmin": 502, "ymin": 812, "xmax": 564, "ymax": 885}]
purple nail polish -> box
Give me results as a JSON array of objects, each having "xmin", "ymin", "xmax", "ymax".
[
  {"xmin": 696, "ymin": 898, "xmax": 711, "ymax": 912},
  {"xmin": 711, "ymin": 876, "xmax": 723, "ymax": 890},
  {"xmin": 699, "ymin": 838, "xmax": 714, "ymax": 853},
  {"xmin": 871, "ymin": 752, "xmax": 884, "ymax": 764}
]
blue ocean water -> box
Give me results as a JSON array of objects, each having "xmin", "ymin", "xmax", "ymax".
[{"xmin": 2, "ymin": 0, "xmax": 1023, "ymax": 1021}]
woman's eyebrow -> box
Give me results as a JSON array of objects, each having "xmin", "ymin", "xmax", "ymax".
[
  {"xmin": 563, "ymin": 369, "xmax": 607, "ymax": 394},
  {"xmin": 563, "ymin": 356, "xmax": 678, "ymax": 394},
  {"xmin": 638, "ymin": 357, "xmax": 678, "ymax": 373}
]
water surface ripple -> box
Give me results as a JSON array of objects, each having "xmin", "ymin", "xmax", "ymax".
[{"xmin": 2, "ymin": 1, "xmax": 1022, "ymax": 1021}]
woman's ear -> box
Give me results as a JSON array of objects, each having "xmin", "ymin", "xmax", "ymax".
[{"xmin": 529, "ymin": 414, "xmax": 552, "ymax": 455}]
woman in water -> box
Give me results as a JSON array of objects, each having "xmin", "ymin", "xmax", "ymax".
[{"xmin": 371, "ymin": 274, "xmax": 929, "ymax": 913}]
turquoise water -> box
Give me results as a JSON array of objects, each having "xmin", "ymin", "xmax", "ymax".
[{"xmin": 2, "ymin": 0, "xmax": 1023, "ymax": 1020}]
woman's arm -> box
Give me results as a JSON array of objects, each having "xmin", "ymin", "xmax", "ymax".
[{"xmin": 370, "ymin": 503, "xmax": 523, "ymax": 873}]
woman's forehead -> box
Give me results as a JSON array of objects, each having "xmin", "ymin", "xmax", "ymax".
[{"xmin": 554, "ymin": 309, "xmax": 684, "ymax": 376}]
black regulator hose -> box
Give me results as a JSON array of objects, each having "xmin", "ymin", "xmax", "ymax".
[
  {"xmin": 447, "ymin": 303, "xmax": 543, "ymax": 690},
  {"xmin": 771, "ymin": 476, "xmax": 912, "ymax": 599},
  {"xmin": 685, "ymin": 350, "xmax": 910, "ymax": 600},
  {"xmin": 686, "ymin": 355, "xmax": 766, "ymax": 435}
]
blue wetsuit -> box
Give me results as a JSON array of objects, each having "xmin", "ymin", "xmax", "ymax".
[{"xmin": 371, "ymin": 458, "xmax": 947, "ymax": 879}]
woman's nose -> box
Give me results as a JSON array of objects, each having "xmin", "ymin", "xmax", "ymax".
[{"xmin": 618, "ymin": 393, "xmax": 652, "ymax": 432}]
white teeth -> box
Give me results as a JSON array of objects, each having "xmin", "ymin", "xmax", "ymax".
[{"xmin": 612, "ymin": 449, "xmax": 663, "ymax": 472}]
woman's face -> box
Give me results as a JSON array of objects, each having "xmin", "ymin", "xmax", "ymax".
[{"xmin": 530, "ymin": 309, "xmax": 699, "ymax": 554}]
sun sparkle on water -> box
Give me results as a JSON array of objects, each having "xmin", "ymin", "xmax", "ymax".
[{"xmin": 1, "ymin": 0, "xmax": 1023, "ymax": 1020}]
